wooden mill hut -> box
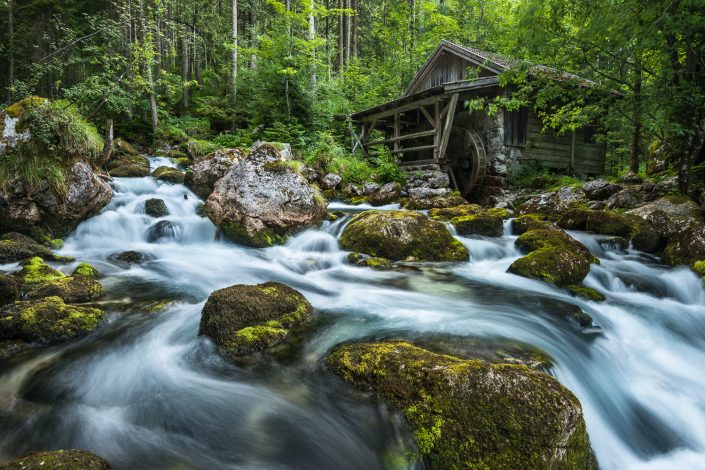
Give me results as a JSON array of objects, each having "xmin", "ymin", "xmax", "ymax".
[{"xmin": 350, "ymin": 40, "xmax": 607, "ymax": 196}]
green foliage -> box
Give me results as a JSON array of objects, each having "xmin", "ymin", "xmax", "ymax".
[
  {"xmin": 510, "ymin": 163, "xmax": 583, "ymax": 191},
  {"xmin": 1, "ymin": 98, "xmax": 103, "ymax": 195}
]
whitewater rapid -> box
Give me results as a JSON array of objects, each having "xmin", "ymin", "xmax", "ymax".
[{"xmin": 1, "ymin": 157, "xmax": 704, "ymax": 469}]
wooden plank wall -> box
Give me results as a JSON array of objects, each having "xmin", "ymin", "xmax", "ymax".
[
  {"xmin": 415, "ymin": 54, "xmax": 496, "ymax": 93},
  {"xmin": 523, "ymin": 112, "xmax": 604, "ymax": 175}
]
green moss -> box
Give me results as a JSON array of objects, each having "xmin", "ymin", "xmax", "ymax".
[
  {"xmin": 511, "ymin": 214, "xmax": 552, "ymax": 235},
  {"xmin": 5, "ymin": 96, "xmax": 48, "ymax": 118},
  {"xmin": 567, "ymin": 284, "xmax": 606, "ymax": 302},
  {"xmin": 72, "ymin": 262, "xmax": 99, "ymax": 278},
  {"xmin": 428, "ymin": 204, "xmax": 483, "ymax": 221},
  {"xmin": 692, "ymin": 260, "xmax": 705, "ymax": 277},
  {"xmin": 16, "ymin": 257, "xmax": 65, "ymax": 284},
  {"xmin": 0, "ymin": 232, "xmax": 71, "ymax": 263},
  {"xmin": 664, "ymin": 194, "xmax": 692, "ymax": 205},
  {"xmin": 0, "ymin": 296, "xmax": 104, "ymax": 343},
  {"xmin": 221, "ymin": 221, "xmax": 287, "ymax": 248},
  {"xmin": 199, "ymin": 282, "xmax": 314, "ymax": 358},
  {"xmin": 402, "ymin": 195, "xmax": 468, "ymax": 210},
  {"xmin": 151, "ymin": 166, "xmax": 185, "ymax": 184},
  {"xmin": 585, "ymin": 210, "xmax": 632, "ymax": 237},
  {"xmin": 27, "ymin": 275, "xmax": 103, "ymax": 303},
  {"xmin": 509, "ymin": 229, "xmax": 594, "ymax": 286},
  {"xmin": 1, "ymin": 449, "xmax": 111, "ymax": 470},
  {"xmin": 339, "ymin": 210, "xmax": 469, "ymax": 262},
  {"xmin": 263, "ymin": 159, "xmax": 303, "ymax": 174},
  {"xmin": 358, "ymin": 257, "xmax": 393, "ymax": 268},
  {"xmin": 557, "ymin": 207, "xmax": 590, "ymax": 230},
  {"xmin": 327, "ymin": 341, "xmax": 594, "ymax": 469}
]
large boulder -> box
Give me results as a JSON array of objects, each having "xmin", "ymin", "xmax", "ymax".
[
  {"xmin": 144, "ymin": 198, "xmax": 169, "ymax": 218},
  {"xmin": 428, "ymin": 205, "xmax": 510, "ymax": 237},
  {"xmin": 151, "ymin": 166, "xmax": 185, "ymax": 184},
  {"xmin": 205, "ymin": 144, "xmax": 327, "ymax": 247},
  {"xmin": 403, "ymin": 163, "xmax": 451, "ymax": 200},
  {"xmin": 107, "ymin": 154, "xmax": 150, "ymax": 177},
  {"xmin": 327, "ymin": 341, "xmax": 593, "ymax": 469},
  {"xmin": 1, "ymin": 449, "xmax": 111, "ymax": 469},
  {"xmin": 0, "ymin": 161, "xmax": 112, "ymax": 237},
  {"xmin": 662, "ymin": 224, "xmax": 705, "ymax": 266},
  {"xmin": 508, "ymin": 227, "xmax": 595, "ymax": 286},
  {"xmin": 339, "ymin": 210, "xmax": 469, "ymax": 262},
  {"xmin": 0, "ymin": 296, "xmax": 104, "ymax": 343},
  {"xmin": 199, "ymin": 282, "xmax": 313, "ymax": 359},
  {"xmin": 185, "ymin": 148, "xmax": 244, "ymax": 199},
  {"xmin": 15, "ymin": 257, "xmax": 66, "ymax": 284},
  {"xmin": 402, "ymin": 194, "xmax": 468, "ymax": 210},
  {"xmin": 27, "ymin": 275, "xmax": 103, "ymax": 303},
  {"xmin": 0, "ymin": 232, "xmax": 70, "ymax": 263}
]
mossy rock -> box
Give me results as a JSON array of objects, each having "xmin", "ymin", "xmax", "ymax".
[
  {"xmin": 27, "ymin": 276, "xmax": 103, "ymax": 303},
  {"xmin": 198, "ymin": 282, "xmax": 314, "ymax": 359},
  {"xmin": 0, "ymin": 296, "xmax": 104, "ymax": 343},
  {"xmin": 429, "ymin": 205, "xmax": 509, "ymax": 237},
  {"xmin": 585, "ymin": 211, "xmax": 632, "ymax": 237},
  {"xmin": 567, "ymin": 284, "xmax": 606, "ymax": 302},
  {"xmin": 326, "ymin": 341, "xmax": 594, "ymax": 469},
  {"xmin": 1, "ymin": 449, "xmax": 111, "ymax": 469},
  {"xmin": 663, "ymin": 224, "xmax": 705, "ymax": 266},
  {"xmin": 402, "ymin": 195, "xmax": 468, "ymax": 210},
  {"xmin": 152, "ymin": 166, "xmax": 185, "ymax": 184},
  {"xmin": 557, "ymin": 207, "xmax": 590, "ymax": 230},
  {"xmin": 113, "ymin": 138, "xmax": 139, "ymax": 156},
  {"xmin": 511, "ymin": 215, "xmax": 552, "ymax": 235},
  {"xmin": 4, "ymin": 96, "xmax": 48, "ymax": 119},
  {"xmin": 0, "ymin": 274, "xmax": 22, "ymax": 307},
  {"xmin": 509, "ymin": 229, "xmax": 594, "ymax": 286},
  {"xmin": 144, "ymin": 198, "xmax": 169, "ymax": 217},
  {"xmin": 112, "ymin": 251, "xmax": 147, "ymax": 265},
  {"xmin": 0, "ymin": 339, "xmax": 32, "ymax": 361},
  {"xmin": 339, "ymin": 211, "xmax": 469, "ymax": 262},
  {"xmin": 692, "ymin": 260, "xmax": 705, "ymax": 277},
  {"xmin": 0, "ymin": 232, "xmax": 71, "ymax": 263},
  {"xmin": 107, "ymin": 154, "xmax": 149, "ymax": 177},
  {"xmin": 15, "ymin": 257, "xmax": 65, "ymax": 284},
  {"xmin": 72, "ymin": 262, "xmax": 99, "ymax": 278}
]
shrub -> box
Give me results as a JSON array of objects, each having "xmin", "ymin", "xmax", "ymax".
[{"xmin": 1, "ymin": 97, "xmax": 103, "ymax": 196}]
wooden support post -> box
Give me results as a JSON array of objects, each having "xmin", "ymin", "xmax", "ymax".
[
  {"xmin": 393, "ymin": 113, "xmax": 400, "ymax": 153},
  {"xmin": 420, "ymin": 105, "xmax": 436, "ymax": 128},
  {"xmin": 437, "ymin": 93, "xmax": 458, "ymax": 164},
  {"xmin": 434, "ymin": 98, "xmax": 441, "ymax": 162},
  {"xmin": 570, "ymin": 130, "xmax": 576, "ymax": 172}
]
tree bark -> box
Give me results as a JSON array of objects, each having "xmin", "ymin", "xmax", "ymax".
[
  {"xmin": 350, "ymin": 0, "xmax": 357, "ymax": 59},
  {"xmin": 181, "ymin": 36, "xmax": 190, "ymax": 108},
  {"xmin": 337, "ymin": 0, "xmax": 344, "ymax": 70},
  {"xmin": 139, "ymin": 0, "xmax": 159, "ymax": 135},
  {"xmin": 7, "ymin": 0, "xmax": 14, "ymax": 103},
  {"xmin": 309, "ymin": 0, "xmax": 316, "ymax": 88},
  {"xmin": 231, "ymin": 0, "xmax": 238, "ymax": 108}
]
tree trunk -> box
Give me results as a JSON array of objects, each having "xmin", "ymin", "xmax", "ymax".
[
  {"xmin": 7, "ymin": 0, "xmax": 14, "ymax": 103},
  {"xmin": 309, "ymin": 0, "xmax": 316, "ymax": 88},
  {"xmin": 232, "ymin": 0, "xmax": 238, "ymax": 108},
  {"xmin": 351, "ymin": 0, "xmax": 357, "ymax": 59},
  {"xmin": 337, "ymin": 0, "xmax": 344, "ymax": 70},
  {"xmin": 139, "ymin": 0, "xmax": 159, "ymax": 135},
  {"xmin": 344, "ymin": 0, "xmax": 351, "ymax": 64},
  {"xmin": 103, "ymin": 119, "xmax": 114, "ymax": 166},
  {"xmin": 250, "ymin": 0, "xmax": 257, "ymax": 68},
  {"xmin": 181, "ymin": 36, "xmax": 190, "ymax": 108}
]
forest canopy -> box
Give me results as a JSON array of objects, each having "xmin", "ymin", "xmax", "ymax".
[{"xmin": 1, "ymin": 0, "xmax": 704, "ymax": 192}]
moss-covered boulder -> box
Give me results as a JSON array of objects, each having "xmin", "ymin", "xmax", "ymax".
[
  {"xmin": 662, "ymin": 224, "xmax": 705, "ymax": 266},
  {"xmin": 144, "ymin": 198, "xmax": 169, "ymax": 217},
  {"xmin": 509, "ymin": 229, "xmax": 595, "ymax": 286},
  {"xmin": 585, "ymin": 210, "xmax": 632, "ymax": 238},
  {"xmin": 429, "ymin": 205, "xmax": 509, "ymax": 237},
  {"xmin": 1, "ymin": 449, "xmax": 111, "ymax": 469},
  {"xmin": 402, "ymin": 194, "xmax": 468, "ymax": 210},
  {"xmin": 0, "ymin": 296, "xmax": 104, "ymax": 343},
  {"xmin": 15, "ymin": 257, "xmax": 65, "ymax": 284},
  {"xmin": 152, "ymin": 166, "xmax": 185, "ymax": 184},
  {"xmin": 113, "ymin": 138, "xmax": 139, "ymax": 156},
  {"xmin": 0, "ymin": 274, "xmax": 21, "ymax": 307},
  {"xmin": 72, "ymin": 262, "xmax": 99, "ymax": 278},
  {"xmin": 27, "ymin": 275, "xmax": 103, "ymax": 303},
  {"xmin": 368, "ymin": 182, "xmax": 402, "ymax": 206},
  {"xmin": 0, "ymin": 232, "xmax": 71, "ymax": 263},
  {"xmin": 107, "ymin": 154, "xmax": 150, "ymax": 177},
  {"xmin": 198, "ymin": 282, "xmax": 314, "ymax": 359},
  {"xmin": 511, "ymin": 214, "xmax": 553, "ymax": 235},
  {"xmin": 557, "ymin": 207, "xmax": 590, "ymax": 230},
  {"xmin": 339, "ymin": 210, "xmax": 469, "ymax": 262},
  {"xmin": 347, "ymin": 252, "xmax": 394, "ymax": 269},
  {"xmin": 327, "ymin": 341, "xmax": 593, "ymax": 469}
]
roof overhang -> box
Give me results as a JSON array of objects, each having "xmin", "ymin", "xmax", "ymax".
[{"xmin": 351, "ymin": 76, "xmax": 501, "ymax": 122}]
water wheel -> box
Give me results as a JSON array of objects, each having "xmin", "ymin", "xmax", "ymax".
[{"xmin": 445, "ymin": 114, "xmax": 487, "ymax": 197}]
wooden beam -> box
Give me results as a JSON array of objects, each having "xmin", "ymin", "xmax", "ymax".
[
  {"xmin": 368, "ymin": 144, "xmax": 437, "ymax": 158},
  {"xmin": 400, "ymin": 158, "xmax": 436, "ymax": 166},
  {"xmin": 393, "ymin": 113, "xmax": 400, "ymax": 153},
  {"xmin": 419, "ymin": 105, "xmax": 436, "ymax": 128},
  {"xmin": 359, "ymin": 96, "xmax": 439, "ymax": 123},
  {"xmin": 570, "ymin": 130, "xmax": 576, "ymax": 172},
  {"xmin": 364, "ymin": 129, "xmax": 437, "ymax": 147},
  {"xmin": 434, "ymin": 98, "xmax": 441, "ymax": 162},
  {"xmin": 437, "ymin": 93, "xmax": 459, "ymax": 163}
]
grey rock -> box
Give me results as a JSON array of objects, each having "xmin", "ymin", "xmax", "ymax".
[
  {"xmin": 606, "ymin": 189, "xmax": 638, "ymax": 209},
  {"xmin": 205, "ymin": 144, "xmax": 327, "ymax": 247},
  {"xmin": 368, "ymin": 182, "xmax": 402, "ymax": 206},
  {"xmin": 185, "ymin": 148, "xmax": 244, "ymax": 199},
  {"xmin": 583, "ymin": 179, "xmax": 622, "ymax": 200},
  {"xmin": 321, "ymin": 173, "xmax": 342, "ymax": 190},
  {"xmin": 363, "ymin": 182, "xmax": 381, "ymax": 196},
  {"xmin": 144, "ymin": 198, "xmax": 169, "ymax": 218},
  {"xmin": 147, "ymin": 220, "xmax": 179, "ymax": 242}
]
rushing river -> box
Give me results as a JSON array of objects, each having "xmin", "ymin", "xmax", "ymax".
[{"xmin": 1, "ymin": 157, "xmax": 704, "ymax": 469}]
